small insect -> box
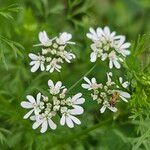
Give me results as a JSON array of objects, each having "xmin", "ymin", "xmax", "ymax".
[{"xmin": 109, "ymin": 92, "xmax": 120, "ymax": 107}]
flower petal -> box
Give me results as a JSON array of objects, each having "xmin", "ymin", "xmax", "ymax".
[
  {"xmin": 60, "ymin": 115, "xmax": 66, "ymax": 126},
  {"xmin": 69, "ymin": 115, "xmax": 81, "ymax": 125},
  {"xmin": 21, "ymin": 102, "xmax": 33, "ymax": 109},
  {"xmin": 26, "ymin": 95, "xmax": 35, "ymax": 103},
  {"xmin": 29, "ymin": 53, "xmax": 38, "ymax": 60},
  {"xmin": 70, "ymin": 106, "xmax": 84, "ymax": 115},
  {"xmin": 40, "ymin": 120, "xmax": 48, "ymax": 133},
  {"xmin": 113, "ymin": 60, "xmax": 121, "ymax": 69},
  {"xmin": 90, "ymin": 52, "xmax": 97, "ymax": 62},
  {"xmin": 66, "ymin": 116, "xmax": 74, "ymax": 128},
  {"xmin": 23, "ymin": 109, "xmax": 34, "ymax": 119},
  {"xmin": 32, "ymin": 120, "xmax": 43, "ymax": 129},
  {"xmin": 48, "ymin": 119, "xmax": 57, "ymax": 130},
  {"xmin": 100, "ymin": 106, "xmax": 106, "ymax": 113},
  {"xmin": 31, "ymin": 62, "xmax": 40, "ymax": 72},
  {"xmin": 48, "ymin": 80, "xmax": 54, "ymax": 87}
]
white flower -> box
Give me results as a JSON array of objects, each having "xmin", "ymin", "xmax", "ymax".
[
  {"xmin": 38, "ymin": 31, "xmax": 53, "ymax": 47},
  {"xmin": 116, "ymin": 36, "xmax": 131, "ymax": 57},
  {"xmin": 30, "ymin": 31, "xmax": 76, "ymax": 73},
  {"xmin": 46, "ymin": 58, "xmax": 62, "ymax": 73},
  {"xmin": 48, "ymin": 80, "xmax": 64, "ymax": 95},
  {"xmin": 21, "ymin": 93, "xmax": 41, "ymax": 119},
  {"xmin": 106, "ymin": 72, "xmax": 115, "ymax": 86},
  {"xmin": 116, "ymin": 90, "xmax": 131, "ymax": 102},
  {"xmin": 82, "ymin": 77, "xmax": 101, "ymax": 90},
  {"xmin": 60, "ymin": 107, "xmax": 83, "ymax": 128},
  {"xmin": 86, "ymin": 27, "xmax": 102, "ymax": 42},
  {"xmin": 71, "ymin": 93, "xmax": 85, "ymax": 111},
  {"xmin": 32, "ymin": 115, "xmax": 57, "ymax": 133},
  {"xmin": 100, "ymin": 101, "xmax": 118, "ymax": 113},
  {"xmin": 29, "ymin": 53, "xmax": 45, "ymax": 72},
  {"xmin": 108, "ymin": 51, "xmax": 121, "ymax": 69},
  {"xmin": 119, "ymin": 77, "xmax": 130, "ymax": 88},
  {"xmin": 87, "ymin": 26, "xmax": 131, "ymax": 68},
  {"xmin": 56, "ymin": 32, "xmax": 75, "ymax": 45},
  {"xmin": 59, "ymin": 51, "xmax": 76, "ymax": 63}
]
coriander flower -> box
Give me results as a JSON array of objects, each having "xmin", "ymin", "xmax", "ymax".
[
  {"xmin": 100, "ymin": 101, "xmax": 117, "ymax": 113},
  {"xmin": 32, "ymin": 113, "xmax": 57, "ymax": 133},
  {"xmin": 82, "ymin": 72, "xmax": 131, "ymax": 114},
  {"xmin": 21, "ymin": 93, "xmax": 41, "ymax": 119},
  {"xmin": 56, "ymin": 32, "xmax": 75, "ymax": 45},
  {"xmin": 86, "ymin": 26, "xmax": 131, "ymax": 69},
  {"xmin": 38, "ymin": 31, "xmax": 53, "ymax": 47},
  {"xmin": 81, "ymin": 77, "xmax": 102, "ymax": 90},
  {"xmin": 29, "ymin": 31, "xmax": 76, "ymax": 73},
  {"xmin": 60, "ymin": 107, "xmax": 82, "ymax": 128},
  {"xmin": 21, "ymin": 80, "xmax": 85, "ymax": 133},
  {"xmin": 48, "ymin": 80, "xmax": 64, "ymax": 95},
  {"xmin": 29, "ymin": 53, "xmax": 45, "ymax": 72}
]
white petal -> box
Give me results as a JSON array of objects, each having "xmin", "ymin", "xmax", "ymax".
[
  {"xmin": 48, "ymin": 80, "xmax": 54, "ymax": 87},
  {"xmin": 100, "ymin": 106, "xmax": 106, "ymax": 113},
  {"xmin": 72, "ymin": 93, "xmax": 82, "ymax": 101},
  {"xmin": 113, "ymin": 60, "xmax": 121, "ymax": 69},
  {"xmin": 30, "ymin": 61, "xmax": 36, "ymax": 66},
  {"xmin": 119, "ymin": 77, "xmax": 123, "ymax": 84},
  {"xmin": 83, "ymin": 77, "xmax": 91, "ymax": 85},
  {"xmin": 21, "ymin": 102, "xmax": 33, "ymax": 109},
  {"xmin": 32, "ymin": 120, "xmax": 42, "ymax": 129},
  {"xmin": 104, "ymin": 26, "xmax": 110, "ymax": 36},
  {"xmin": 69, "ymin": 115, "xmax": 81, "ymax": 125},
  {"xmin": 55, "ymin": 81, "xmax": 62, "ymax": 89},
  {"xmin": 108, "ymin": 106, "xmax": 118, "ymax": 112},
  {"xmin": 30, "ymin": 115, "xmax": 36, "ymax": 121},
  {"xmin": 40, "ymin": 120, "xmax": 48, "ymax": 133},
  {"xmin": 40, "ymin": 63, "xmax": 45, "ymax": 71},
  {"xmin": 101, "ymin": 53, "xmax": 107, "ymax": 61},
  {"xmin": 29, "ymin": 53, "xmax": 38, "ymax": 60},
  {"xmin": 119, "ymin": 95, "xmax": 128, "ymax": 102},
  {"xmin": 96, "ymin": 27, "xmax": 103, "ymax": 37},
  {"xmin": 60, "ymin": 115, "xmax": 66, "ymax": 126},
  {"xmin": 119, "ymin": 91, "xmax": 131, "ymax": 98},
  {"xmin": 48, "ymin": 119, "xmax": 57, "ymax": 130},
  {"xmin": 70, "ymin": 106, "xmax": 84, "ymax": 115},
  {"xmin": 81, "ymin": 84, "xmax": 91, "ymax": 89},
  {"xmin": 66, "ymin": 116, "xmax": 74, "ymax": 128},
  {"xmin": 39, "ymin": 31, "xmax": 49, "ymax": 44},
  {"xmin": 109, "ymin": 60, "xmax": 113, "ymax": 69},
  {"xmin": 121, "ymin": 43, "xmax": 131, "ymax": 49},
  {"xmin": 23, "ymin": 109, "xmax": 34, "ymax": 119},
  {"xmin": 36, "ymin": 93, "xmax": 41, "ymax": 104},
  {"xmin": 31, "ymin": 62, "xmax": 40, "ymax": 72},
  {"xmin": 90, "ymin": 52, "xmax": 97, "ymax": 62},
  {"xmin": 73, "ymin": 98, "xmax": 85, "ymax": 105},
  {"xmin": 91, "ymin": 78, "xmax": 96, "ymax": 84},
  {"xmin": 26, "ymin": 95, "xmax": 35, "ymax": 103}
]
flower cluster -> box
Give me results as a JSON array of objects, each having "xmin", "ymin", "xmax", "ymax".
[
  {"xmin": 81, "ymin": 72, "xmax": 131, "ymax": 113},
  {"xmin": 29, "ymin": 31, "xmax": 76, "ymax": 73},
  {"xmin": 86, "ymin": 26, "xmax": 131, "ymax": 69},
  {"xmin": 21, "ymin": 80, "xmax": 85, "ymax": 133}
]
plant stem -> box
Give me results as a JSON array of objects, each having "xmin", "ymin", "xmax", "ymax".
[{"xmin": 67, "ymin": 63, "xmax": 97, "ymax": 93}]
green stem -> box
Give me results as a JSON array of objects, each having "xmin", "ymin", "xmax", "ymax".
[{"xmin": 67, "ymin": 63, "xmax": 97, "ymax": 93}]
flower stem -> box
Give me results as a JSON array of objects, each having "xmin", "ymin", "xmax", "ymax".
[{"xmin": 67, "ymin": 63, "xmax": 97, "ymax": 93}]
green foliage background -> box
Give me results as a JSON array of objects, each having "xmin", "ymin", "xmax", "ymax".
[{"xmin": 0, "ymin": 0, "xmax": 150, "ymax": 149}]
